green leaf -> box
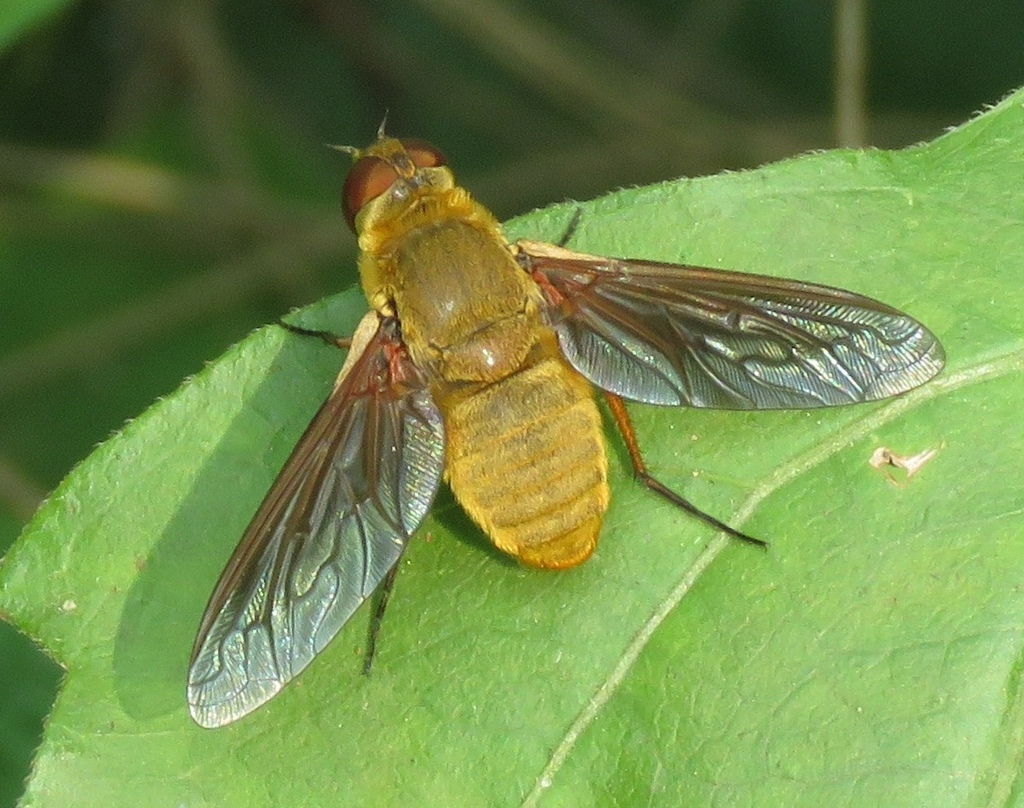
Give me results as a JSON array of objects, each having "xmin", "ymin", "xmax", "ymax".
[{"xmin": 3, "ymin": 87, "xmax": 1023, "ymax": 806}]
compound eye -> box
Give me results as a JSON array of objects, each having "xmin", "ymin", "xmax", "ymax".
[
  {"xmin": 399, "ymin": 138, "xmax": 447, "ymax": 169},
  {"xmin": 342, "ymin": 155, "xmax": 398, "ymax": 233}
]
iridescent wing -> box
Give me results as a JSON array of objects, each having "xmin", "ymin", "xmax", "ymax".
[
  {"xmin": 187, "ymin": 312, "xmax": 445, "ymax": 728},
  {"xmin": 518, "ymin": 241, "xmax": 945, "ymax": 409}
]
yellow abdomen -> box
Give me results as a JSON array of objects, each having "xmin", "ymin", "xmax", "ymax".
[{"xmin": 440, "ymin": 335, "xmax": 610, "ymax": 569}]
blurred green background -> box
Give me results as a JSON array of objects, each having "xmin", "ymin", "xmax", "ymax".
[{"xmin": 0, "ymin": 0, "xmax": 1021, "ymax": 804}]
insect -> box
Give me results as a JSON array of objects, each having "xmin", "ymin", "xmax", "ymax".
[{"xmin": 187, "ymin": 128, "xmax": 945, "ymax": 727}]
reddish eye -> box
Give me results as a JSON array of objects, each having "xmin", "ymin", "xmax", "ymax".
[
  {"xmin": 343, "ymin": 156, "xmax": 398, "ymax": 233},
  {"xmin": 341, "ymin": 140, "xmax": 449, "ymax": 233},
  {"xmin": 399, "ymin": 138, "xmax": 447, "ymax": 169}
]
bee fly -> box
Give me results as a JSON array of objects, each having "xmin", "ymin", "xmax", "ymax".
[{"xmin": 187, "ymin": 128, "xmax": 944, "ymax": 727}]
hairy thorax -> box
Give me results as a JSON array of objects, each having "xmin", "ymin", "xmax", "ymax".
[{"xmin": 387, "ymin": 219, "xmax": 543, "ymax": 384}]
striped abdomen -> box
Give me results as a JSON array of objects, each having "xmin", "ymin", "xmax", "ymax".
[{"xmin": 439, "ymin": 335, "xmax": 610, "ymax": 569}]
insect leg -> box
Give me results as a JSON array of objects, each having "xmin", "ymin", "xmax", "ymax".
[
  {"xmin": 363, "ymin": 560, "xmax": 402, "ymax": 675},
  {"xmin": 554, "ymin": 208, "xmax": 583, "ymax": 247},
  {"xmin": 602, "ymin": 392, "xmax": 767, "ymax": 549},
  {"xmin": 279, "ymin": 319, "xmax": 353, "ymax": 350}
]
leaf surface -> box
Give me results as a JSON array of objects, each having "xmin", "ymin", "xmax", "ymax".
[{"xmin": 3, "ymin": 89, "xmax": 1023, "ymax": 807}]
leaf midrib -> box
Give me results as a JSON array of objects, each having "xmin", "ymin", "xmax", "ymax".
[{"xmin": 520, "ymin": 344, "xmax": 1024, "ymax": 805}]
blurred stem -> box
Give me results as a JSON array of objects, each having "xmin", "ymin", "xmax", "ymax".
[
  {"xmin": 173, "ymin": 0, "xmax": 254, "ymax": 181},
  {"xmin": 834, "ymin": 0, "xmax": 868, "ymax": 147},
  {"xmin": 0, "ymin": 218, "xmax": 344, "ymax": 401},
  {"xmin": 0, "ymin": 143, "xmax": 310, "ymax": 238},
  {"xmin": 413, "ymin": 0, "xmax": 747, "ymax": 152}
]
